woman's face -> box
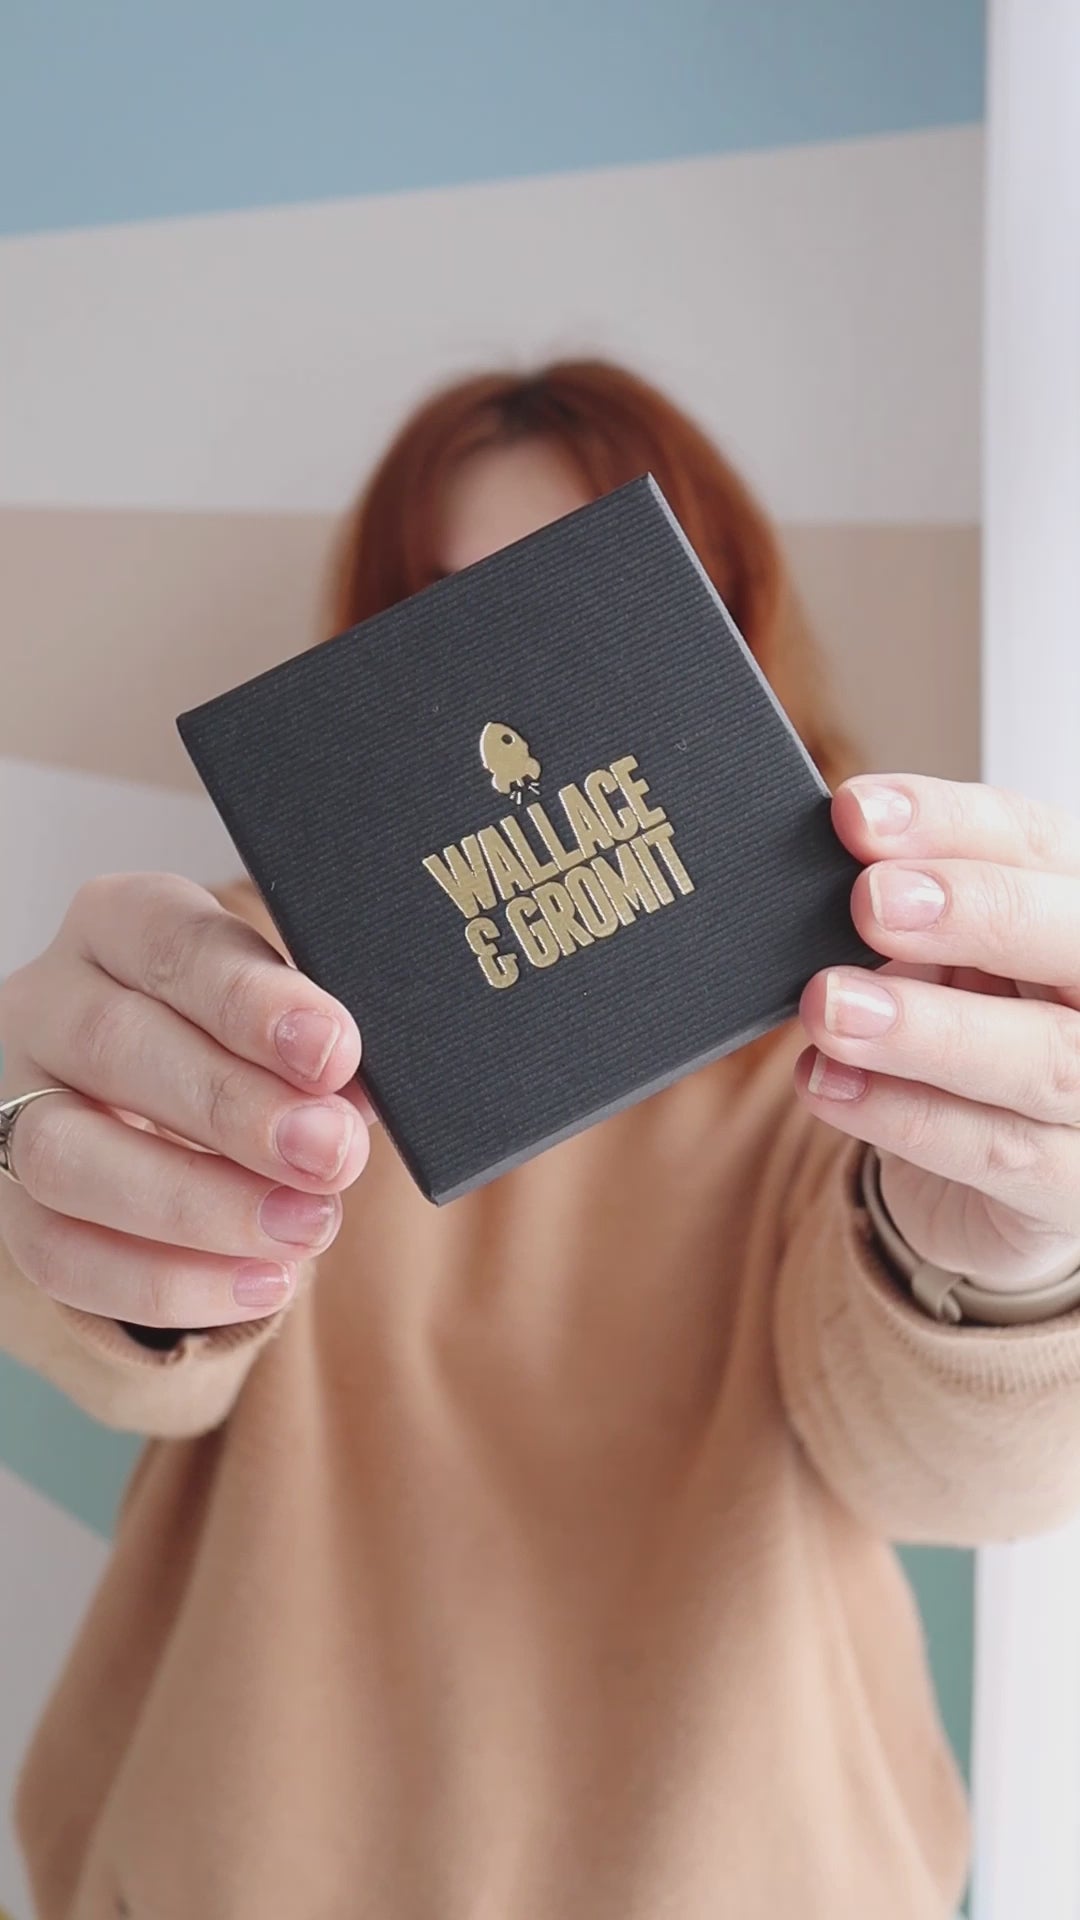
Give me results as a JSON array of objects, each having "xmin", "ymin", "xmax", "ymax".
[{"xmin": 437, "ymin": 439, "xmax": 593, "ymax": 576}]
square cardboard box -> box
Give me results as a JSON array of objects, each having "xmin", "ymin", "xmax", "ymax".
[{"xmin": 178, "ymin": 476, "xmax": 875, "ymax": 1202}]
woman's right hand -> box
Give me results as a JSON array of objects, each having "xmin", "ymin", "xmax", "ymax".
[{"xmin": 0, "ymin": 874, "xmax": 369, "ymax": 1330}]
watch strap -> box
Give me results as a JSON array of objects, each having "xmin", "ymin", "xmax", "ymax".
[{"xmin": 859, "ymin": 1144, "xmax": 1080, "ymax": 1327}]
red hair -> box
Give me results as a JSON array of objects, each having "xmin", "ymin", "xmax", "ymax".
[{"xmin": 326, "ymin": 358, "xmax": 856, "ymax": 791}]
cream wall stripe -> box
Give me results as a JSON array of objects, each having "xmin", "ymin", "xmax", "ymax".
[
  {"xmin": 782, "ymin": 525, "xmax": 980, "ymax": 782},
  {"xmin": 0, "ymin": 130, "xmax": 981, "ymax": 525},
  {"xmin": 0, "ymin": 507, "xmax": 333, "ymax": 795},
  {"xmin": 0, "ymin": 510, "xmax": 978, "ymax": 794}
]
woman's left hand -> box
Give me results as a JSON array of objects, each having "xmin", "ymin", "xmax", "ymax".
[{"xmin": 796, "ymin": 774, "xmax": 1080, "ymax": 1292}]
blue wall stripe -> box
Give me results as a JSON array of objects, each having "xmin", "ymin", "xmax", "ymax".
[
  {"xmin": 899, "ymin": 1545, "xmax": 974, "ymax": 1791},
  {"xmin": 0, "ymin": 1354, "xmax": 139, "ymax": 1541},
  {"xmin": 2, "ymin": 0, "xmax": 984, "ymax": 237}
]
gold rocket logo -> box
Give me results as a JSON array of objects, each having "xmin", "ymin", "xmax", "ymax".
[
  {"xmin": 422, "ymin": 731, "xmax": 695, "ymax": 990},
  {"xmin": 478, "ymin": 722, "xmax": 541, "ymax": 803}
]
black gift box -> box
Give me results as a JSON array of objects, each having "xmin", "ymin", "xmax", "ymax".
[{"xmin": 177, "ymin": 476, "xmax": 875, "ymax": 1203}]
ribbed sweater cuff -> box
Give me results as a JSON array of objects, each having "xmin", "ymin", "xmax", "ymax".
[{"xmin": 55, "ymin": 1302, "xmax": 288, "ymax": 1371}]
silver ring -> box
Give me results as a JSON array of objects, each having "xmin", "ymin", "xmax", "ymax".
[{"xmin": 0, "ymin": 1088, "xmax": 74, "ymax": 1186}]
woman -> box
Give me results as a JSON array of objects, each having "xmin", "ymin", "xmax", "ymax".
[{"xmin": 3, "ymin": 359, "xmax": 1080, "ymax": 1920}]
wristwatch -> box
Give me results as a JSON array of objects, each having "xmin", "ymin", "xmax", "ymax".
[{"xmin": 859, "ymin": 1143, "xmax": 1080, "ymax": 1327}]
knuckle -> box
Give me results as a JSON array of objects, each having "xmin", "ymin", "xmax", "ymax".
[
  {"xmin": 67, "ymin": 873, "xmax": 117, "ymax": 922},
  {"xmin": 1008, "ymin": 787, "xmax": 1063, "ymax": 867},
  {"xmin": 70, "ymin": 986, "xmax": 133, "ymax": 1080},
  {"xmin": 139, "ymin": 903, "xmax": 215, "ymax": 1000},
  {"xmin": 20, "ymin": 1208, "xmax": 75, "ymax": 1301},
  {"xmin": 890, "ymin": 1094, "xmax": 941, "ymax": 1168},
  {"xmin": 65, "ymin": 872, "xmax": 136, "ymax": 941},
  {"xmin": 982, "ymin": 1111, "xmax": 1045, "ymax": 1188},
  {"xmin": 970, "ymin": 863, "xmax": 1032, "ymax": 941},
  {"xmin": 942, "ymin": 780, "xmax": 973, "ymax": 839},
  {"xmin": 135, "ymin": 1260, "xmax": 191, "ymax": 1328},
  {"xmin": 1040, "ymin": 1009, "xmax": 1080, "ymax": 1122},
  {"xmin": 14, "ymin": 1107, "xmax": 75, "ymax": 1203},
  {"xmin": 202, "ymin": 1058, "xmax": 251, "ymax": 1141},
  {"xmin": 158, "ymin": 1150, "xmax": 214, "ymax": 1247},
  {"xmin": 215, "ymin": 958, "xmax": 268, "ymax": 1051}
]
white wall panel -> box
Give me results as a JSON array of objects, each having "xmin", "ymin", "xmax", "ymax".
[{"xmin": 0, "ymin": 758, "xmax": 240, "ymax": 978}]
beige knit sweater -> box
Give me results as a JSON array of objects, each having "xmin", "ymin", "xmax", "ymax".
[{"xmin": 7, "ymin": 880, "xmax": 1080, "ymax": 1920}]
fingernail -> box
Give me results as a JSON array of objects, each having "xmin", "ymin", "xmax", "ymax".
[
  {"xmin": 232, "ymin": 1261, "xmax": 295, "ymax": 1309},
  {"xmin": 851, "ymin": 782, "xmax": 914, "ymax": 835},
  {"xmin": 807, "ymin": 1053, "xmax": 869, "ymax": 1102},
  {"xmin": 275, "ymin": 1103, "xmax": 355, "ymax": 1178},
  {"xmin": 274, "ymin": 1009, "xmax": 341, "ymax": 1082},
  {"xmin": 258, "ymin": 1185, "xmax": 340, "ymax": 1247},
  {"xmin": 824, "ymin": 971, "xmax": 898, "ymax": 1038},
  {"xmin": 869, "ymin": 867, "xmax": 947, "ymax": 932}
]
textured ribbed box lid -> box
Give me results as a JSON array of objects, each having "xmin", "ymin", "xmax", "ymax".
[{"xmin": 177, "ymin": 475, "xmax": 874, "ymax": 1203}]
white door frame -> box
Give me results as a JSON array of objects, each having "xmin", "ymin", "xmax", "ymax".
[{"xmin": 973, "ymin": 3, "xmax": 1080, "ymax": 1916}]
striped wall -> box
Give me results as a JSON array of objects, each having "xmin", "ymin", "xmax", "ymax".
[
  {"xmin": 0, "ymin": 0, "xmax": 984, "ymax": 235},
  {"xmin": 0, "ymin": 8, "xmax": 983, "ymax": 1913},
  {"xmin": 0, "ymin": 128, "xmax": 983, "ymax": 790}
]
